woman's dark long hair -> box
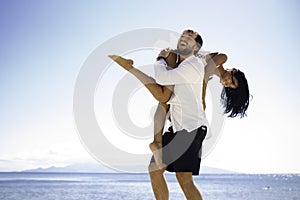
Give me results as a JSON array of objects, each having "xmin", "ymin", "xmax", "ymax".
[{"xmin": 221, "ymin": 70, "xmax": 250, "ymax": 118}]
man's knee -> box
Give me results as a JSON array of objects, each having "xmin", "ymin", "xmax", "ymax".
[
  {"xmin": 176, "ymin": 172, "xmax": 193, "ymax": 186},
  {"xmin": 148, "ymin": 163, "xmax": 164, "ymax": 174}
]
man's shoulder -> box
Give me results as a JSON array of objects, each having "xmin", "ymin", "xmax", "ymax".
[{"xmin": 181, "ymin": 55, "xmax": 206, "ymax": 68}]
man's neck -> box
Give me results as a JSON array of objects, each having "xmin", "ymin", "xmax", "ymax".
[{"xmin": 179, "ymin": 53, "xmax": 193, "ymax": 62}]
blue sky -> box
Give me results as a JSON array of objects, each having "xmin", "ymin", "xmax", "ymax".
[{"xmin": 0, "ymin": 0, "xmax": 299, "ymax": 173}]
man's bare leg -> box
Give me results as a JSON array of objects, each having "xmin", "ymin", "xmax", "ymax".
[
  {"xmin": 148, "ymin": 162, "xmax": 169, "ymax": 200},
  {"xmin": 176, "ymin": 172, "xmax": 203, "ymax": 200},
  {"xmin": 149, "ymin": 102, "xmax": 169, "ymax": 169}
]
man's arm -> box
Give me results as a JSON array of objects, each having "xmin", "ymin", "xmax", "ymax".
[{"xmin": 154, "ymin": 58, "xmax": 205, "ymax": 85}]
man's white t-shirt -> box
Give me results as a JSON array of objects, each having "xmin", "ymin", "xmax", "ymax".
[{"xmin": 154, "ymin": 55, "xmax": 208, "ymax": 133}]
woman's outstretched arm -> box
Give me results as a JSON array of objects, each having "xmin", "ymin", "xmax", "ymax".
[
  {"xmin": 202, "ymin": 53, "xmax": 228, "ymax": 110},
  {"xmin": 204, "ymin": 53, "xmax": 227, "ymax": 81},
  {"xmin": 108, "ymin": 55, "xmax": 173, "ymax": 103}
]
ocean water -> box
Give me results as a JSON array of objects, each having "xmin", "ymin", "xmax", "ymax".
[{"xmin": 0, "ymin": 172, "xmax": 299, "ymax": 200}]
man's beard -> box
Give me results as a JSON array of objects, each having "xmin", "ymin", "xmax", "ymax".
[{"xmin": 177, "ymin": 45, "xmax": 193, "ymax": 56}]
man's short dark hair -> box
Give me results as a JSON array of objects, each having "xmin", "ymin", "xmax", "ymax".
[{"xmin": 183, "ymin": 29, "xmax": 203, "ymax": 48}]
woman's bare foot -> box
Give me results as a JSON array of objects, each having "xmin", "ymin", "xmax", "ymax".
[
  {"xmin": 149, "ymin": 142, "xmax": 166, "ymax": 169},
  {"xmin": 108, "ymin": 55, "xmax": 134, "ymax": 70}
]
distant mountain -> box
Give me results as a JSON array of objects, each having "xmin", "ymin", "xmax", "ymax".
[
  {"xmin": 21, "ymin": 163, "xmax": 237, "ymax": 174},
  {"xmin": 22, "ymin": 163, "xmax": 116, "ymax": 173}
]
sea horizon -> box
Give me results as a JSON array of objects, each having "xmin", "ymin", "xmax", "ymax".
[
  {"xmin": 1, "ymin": 171, "xmax": 300, "ymax": 175},
  {"xmin": 3, "ymin": 162, "xmax": 299, "ymax": 175}
]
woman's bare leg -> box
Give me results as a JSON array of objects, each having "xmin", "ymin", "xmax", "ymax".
[
  {"xmin": 176, "ymin": 172, "xmax": 203, "ymax": 200},
  {"xmin": 108, "ymin": 55, "xmax": 173, "ymax": 102},
  {"xmin": 149, "ymin": 102, "xmax": 169, "ymax": 168},
  {"xmin": 149, "ymin": 162, "xmax": 169, "ymax": 200},
  {"xmin": 109, "ymin": 55, "xmax": 173, "ymax": 167}
]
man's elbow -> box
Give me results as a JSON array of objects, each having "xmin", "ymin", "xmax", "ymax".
[{"xmin": 155, "ymin": 76, "xmax": 166, "ymax": 86}]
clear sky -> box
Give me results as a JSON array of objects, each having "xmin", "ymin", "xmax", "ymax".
[{"xmin": 0, "ymin": 0, "xmax": 300, "ymax": 173}]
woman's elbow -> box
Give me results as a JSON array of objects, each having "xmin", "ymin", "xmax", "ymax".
[{"xmin": 216, "ymin": 54, "xmax": 227, "ymax": 65}]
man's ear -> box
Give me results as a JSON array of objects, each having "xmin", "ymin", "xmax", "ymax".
[
  {"xmin": 194, "ymin": 45, "xmax": 200, "ymax": 54},
  {"xmin": 197, "ymin": 44, "xmax": 201, "ymax": 51}
]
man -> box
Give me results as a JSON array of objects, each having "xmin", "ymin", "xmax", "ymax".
[
  {"xmin": 109, "ymin": 29, "xmax": 217, "ymax": 199},
  {"xmin": 149, "ymin": 29, "xmax": 208, "ymax": 200}
]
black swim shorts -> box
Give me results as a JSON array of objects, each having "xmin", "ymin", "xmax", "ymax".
[{"xmin": 151, "ymin": 126, "xmax": 207, "ymax": 175}]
